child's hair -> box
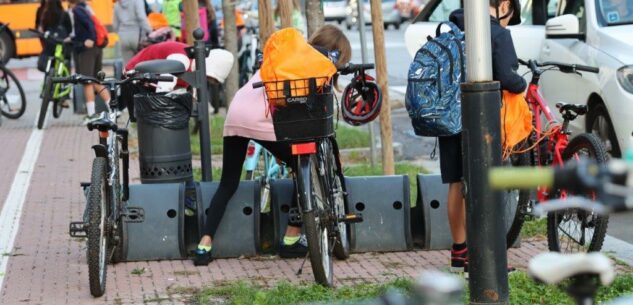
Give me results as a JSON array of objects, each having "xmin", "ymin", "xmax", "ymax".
[{"xmin": 307, "ymin": 24, "xmax": 351, "ymax": 69}]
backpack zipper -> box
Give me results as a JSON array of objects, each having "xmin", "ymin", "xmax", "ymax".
[
  {"xmin": 427, "ymin": 39, "xmax": 455, "ymax": 84},
  {"xmin": 418, "ymin": 48, "xmax": 442, "ymax": 97}
]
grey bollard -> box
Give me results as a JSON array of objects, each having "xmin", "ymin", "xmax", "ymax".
[
  {"xmin": 269, "ymin": 179, "xmax": 302, "ymax": 253},
  {"xmin": 122, "ymin": 183, "xmax": 186, "ymax": 261},
  {"xmin": 199, "ymin": 181, "xmax": 261, "ymax": 258},
  {"xmin": 415, "ymin": 174, "xmax": 520, "ymax": 250},
  {"xmin": 345, "ymin": 175, "xmax": 412, "ymax": 253}
]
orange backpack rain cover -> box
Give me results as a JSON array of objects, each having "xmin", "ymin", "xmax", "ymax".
[
  {"xmin": 260, "ymin": 28, "xmax": 337, "ymax": 100},
  {"xmin": 501, "ymin": 90, "xmax": 532, "ymax": 159}
]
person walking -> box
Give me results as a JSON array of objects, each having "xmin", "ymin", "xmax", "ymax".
[{"xmin": 113, "ymin": 0, "xmax": 153, "ymax": 66}]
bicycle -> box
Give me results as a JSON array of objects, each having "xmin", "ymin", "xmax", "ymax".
[
  {"xmin": 238, "ymin": 25, "xmax": 259, "ymax": 87},
  {"xmin": 490, "ymin": 157, "xmax": 633, "ymax": 305},
  {"xmin": 252, "ymin": 63, "xmax": 375, "ymax": 286},
  {"xmin": 63, "ymin": 70, "xmax": 173, "ymax": 297},
  {"xmin": 29, "ymin": 29, "xmax": 73, "ymax": 129},
  {"xmin": 0, "ymin": 25, "xmax": 26, "ymax": 120},
  {"xmin": 244, "ymin": 140, "xmax": 289, "ymax": 212},
  {"xmin": 504, "ymin": 59, "xmax": 610, "ymax": 253}
]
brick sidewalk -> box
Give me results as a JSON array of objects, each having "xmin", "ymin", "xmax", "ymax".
[{"xmin": 0, "ymin": 112, "xmax": 554, "ymax": 305}]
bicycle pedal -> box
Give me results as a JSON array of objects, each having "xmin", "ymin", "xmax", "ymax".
[
  {"xmin": 69, "ymin": 221, "xmax": 87, "ymax": 238},
  {"xmin": 340, "ymin": 213, "xmax": 363, "ymax": 224}
]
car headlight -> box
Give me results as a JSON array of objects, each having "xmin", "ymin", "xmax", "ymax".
[{"xmin": 617, "ymin": 65, "xmax": 633, "ymax": 94}]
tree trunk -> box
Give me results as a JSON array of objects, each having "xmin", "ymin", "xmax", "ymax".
[
  {"xmin": 279, "ymin": 0, "xmax": 293, "ymax": 28},
  {"xmin": 182, "ymin": 0, "xmax": 200, "ymax": 45},
  {"xmin": 258, "ymin": 0, "xmax": 275, "ymax": 44},
  {"xmin": 305, "ymin": 0, "xmax": 324, "ymax": 37},
  {"xmin": 369, "ymin": 0, "xmax": 394, "ymax": 175},
  {"xmin": 222, "ymin": 0, "xmax": 239, "ymax": 104}
]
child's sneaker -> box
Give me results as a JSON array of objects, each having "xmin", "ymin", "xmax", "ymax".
[
  {"xmin": 279, "ymin": 235, "xmax": 308, "ymax": 258},
  {"xmin": 450, "ymin": 246, "xmax": 468, "ymax": 274},
  {"xmin": 193, "ymin": 246, "xmax": 213, "ymax": 266}
]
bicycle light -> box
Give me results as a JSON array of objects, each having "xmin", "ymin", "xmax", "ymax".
[{"xmin": 616, "ymin": 65, "xmax": 633, "ymax": 94}]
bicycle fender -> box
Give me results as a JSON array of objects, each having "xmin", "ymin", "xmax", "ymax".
[
  {"xmin": 91, "ymin": 144, "xmax": 108, "ymax": 158},
  {"xmin": 297, "ymin": 155, "xmax": 314, "ymax": 212}
]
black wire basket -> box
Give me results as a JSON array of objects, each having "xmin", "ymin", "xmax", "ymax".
[{"xmin": 261, "ymin": 77, "xmax": 335, "ymax": 142}]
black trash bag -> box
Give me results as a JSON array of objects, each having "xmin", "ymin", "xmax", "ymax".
[{"xmin": 134, "ymin": 91, "xmax": 193, "ymax": 129}]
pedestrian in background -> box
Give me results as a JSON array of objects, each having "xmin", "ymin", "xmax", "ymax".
[
  {"xmin": 68, "ymin": 0, "xmax": 111, "ymax": 123},
  {"xmin": 162, "ymin": 0, "xmax": 182, "ymax": 40},
  {"xmin": 274, "ymin": 0, "xmax": 306, "ymax": 34},
  {"xmin": 114, "ymin": 0, "xmax": 153, "ymax": 66}
]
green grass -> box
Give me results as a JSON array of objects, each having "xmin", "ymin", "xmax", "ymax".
[
  {"xmin": 343, "ymin": 162, "xmax": 429, "ymax": 207},
  {"xmin": 193, "ymin": 167, "xmax": 223, "ymax": 181},
  {"xmin": 190, "ymin": 116, "xmax": 225, "ymax": 156},
  {"xmin": 521, "ymin": 218, "xmax": 547, "ymax": 239},
  {"xmin": 335, "ymin": 125, "xmax": 370, "ymax": 149},
  {"xmin": 182, "ymin": 272, "xmax": 633, "ymax": 305}
]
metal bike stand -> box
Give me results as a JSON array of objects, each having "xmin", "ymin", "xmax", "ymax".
[{"xmin": 345, "ymin": 175, "xmax": 413, "ymax": 253}]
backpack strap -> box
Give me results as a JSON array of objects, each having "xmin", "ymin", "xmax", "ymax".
[{"xmin": 435, "ymin": 22, "xmax": 464, "ymax": 40}]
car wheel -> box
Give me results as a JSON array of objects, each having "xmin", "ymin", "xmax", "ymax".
[
  {"xmin": 0, "ymin": 29, "xmax": 15, "ymax": 65},
  {"xmin": 394, "ymin": 23, "xmax": 400, "ymax": 30},
  {"xmin": 346, "ymin": 23, "xmax": 352, "ymax": 30},
  {"xmin": 383, "ymin": 23, "xmax": 389, "ymax": 30},
  {"xmin": 587, "ymin": 103, "xmax": 621, "ymax": 158}
]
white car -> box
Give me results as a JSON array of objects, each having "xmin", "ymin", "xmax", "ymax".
[
  {"xmin": 345, "ymin": 0, "xmax": 403, "ymax": 30},
  {"xmin": 324, "ymin": 0, "xmax": 348, "ymax": 24},
  {"xmin": 404, "ymin": 0, "xmax": 633, "ymax": 157}
]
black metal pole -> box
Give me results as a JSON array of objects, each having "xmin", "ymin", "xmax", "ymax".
[
  {"xmin": 192, "ymin": 28, "xmax": 213, "ymax": 181},
  {"xmin": 461, "ymin": 82, "xmax": 508, "ymax": 305}
]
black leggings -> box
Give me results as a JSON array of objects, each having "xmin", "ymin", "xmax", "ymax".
[{"xmin": 203, "ymin": 136, "xmax": 300, "ymax": 239}]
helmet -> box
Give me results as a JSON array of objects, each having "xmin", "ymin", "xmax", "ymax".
[
  {"xmin": 341, "ymin": 75, "xmax": 382, "ymax": 126},
  {"xmin": 205, "ymin": 49, "xmax": 234, "ymax": 84}
]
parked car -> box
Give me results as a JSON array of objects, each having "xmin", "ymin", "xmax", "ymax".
[
  {"xmin": 396, "ymin": 0, "xmax": 428, "ymax": 20},
  {"xmin": 324, "ymin": 0, "xmax": 348, "ymax": 24},
  {"xmin": 404, "ymin": 0, "xmax": 633, "ymax": 157},
  {"xmin": 345, "ymin": 0, "xmax": 402, "ymax": 30}
]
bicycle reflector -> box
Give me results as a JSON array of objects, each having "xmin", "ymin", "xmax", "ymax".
[
  {"xmin": 246, "ymin": 142, "xmax": 256, "ymax": 157},
  {"xmin": 342, "ymin": 75, "xmax": 383, "ymax": 126},
  {"xmin": 291, "ymin": 142, "xmax": 317, "ymax": 155}
]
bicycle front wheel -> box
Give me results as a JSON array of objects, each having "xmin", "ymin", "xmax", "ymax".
[
  {"xmin": 504, "ymin": 150, "xmax": 532, "ymax": 249},
  {"xmin": 0, "ymin": 66, "xmax": 26, "ymax": 119},
  {"xmin": 547, "ymin": 133, "xmax": 609, "ymax": 253},
  {"xmin": 298, "ymin": 154, "xmax": 334, "ymax": 287},
  {"xmin": 86, "ymin": 157, "xmax": 109, "ymax": 297},
  {"xmin": 37, "ymin": 74, "xmax": 53, "ymax": 129}
]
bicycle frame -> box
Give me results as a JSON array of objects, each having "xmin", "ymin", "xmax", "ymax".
[
  {"xmin": 244, "ymin": 140, "xmax": 287, "ymax": 180},
  {"xmin": 525, "ymin": 82, "xmax": 571, "ymax": 202},
  {"xmin": 46, "ymin": 42, "xmax": 72, "ymax": 99}
]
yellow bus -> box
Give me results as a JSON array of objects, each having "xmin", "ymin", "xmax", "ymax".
[{"xmin": 0, "ymin": 0, "xmax": 118, "ymax": 64}]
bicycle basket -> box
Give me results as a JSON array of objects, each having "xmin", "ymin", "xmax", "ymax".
[{"xmin": 261, "ymin": 77, "xmax": 335, "ymax": 142}]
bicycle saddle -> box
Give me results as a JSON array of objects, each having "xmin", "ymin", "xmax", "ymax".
[
  {"xmin": 528, "ymin": 252, "xmax": 615, "ymax": 286},
  {"xmin": 134, "ymin": 59, "xmax": 186, "ymax": 75},
  {"xmin": 556, "ymin": 102, "xmax": 588, "ymax": 116},
  {"xmin": 87, "ymin": 117, "xmax": 118, "ymax": 132}
]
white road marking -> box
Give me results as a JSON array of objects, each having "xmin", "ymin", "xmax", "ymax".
[{"xmin": 0, "ymin": 114, "xmax": 46, "ymax": 291}]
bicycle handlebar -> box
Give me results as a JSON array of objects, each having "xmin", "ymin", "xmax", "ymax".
[
  {"xmin": 28, "ymin": 29, "xmax": 69, "ymax": 44},
  {"xmin": 52, "ymin": 73, "xmax": 174, "ymax": 85},
  {"xmin": 338, "ymin": 63, "xmax": 375, "ymax": 75},
  {"xmin": 518, "ymin": 58, "xmax": 599, "ymax": 74}
]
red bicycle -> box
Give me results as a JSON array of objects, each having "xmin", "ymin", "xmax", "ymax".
[{"xmin": 505, "ymin": 59, "xmax": 609, "ymax": 253}]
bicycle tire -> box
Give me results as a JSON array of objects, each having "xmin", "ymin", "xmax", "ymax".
[
  {"xmin": 86, "ymin": 157, "xmax": 109, "ymax": 297},
  {"xmin": 329, "ymin": 140, "xmax": 350, "ymax": 259},
  {"xmin": 0, "ymin": 66, "xmax": 26, "ymax": 119},
  {"xmin": 37, "ymin": 74, "xmax": 53, "ymax": 129},
  {"xmin": 547, "ymin": 133, "xmax": 609, "ymax": 253},
  {"xmin": 504, "ymin": 150, "xmax": 531, "ymax": 249},
  {"xmin": 299, "ymin": 154, "xmax": 334, "ymax": 287},
  {"xmin": 52, "ymin": 99, "xmax": 64, "ymax": 118},
  {"xmin": 109, "ymin": 163, "xmax": 124, "ymax": 264}
]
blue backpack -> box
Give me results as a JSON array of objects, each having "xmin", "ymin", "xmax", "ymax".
[{"xmin": 405, "ymin": 22, "xmax": 466, "ymax": 137}]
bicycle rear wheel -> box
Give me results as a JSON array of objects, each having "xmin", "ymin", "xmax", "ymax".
[
  {"xmin": 86, "ymin": 157, "xmax": 109, "ymax": 297},
  {"xmin": 0, "ymin": 65, "xmax": 26, "ymax": 119},
  {"xmin": 299, "ymin": 154, "xmax": 334, "ymax": 287},
  {"xmin": 37, "ymin": 74, "xmax": 53, "ymax": 129},
  {"xmin": 547, "ymin": 133, "xmax": 609, "ymax": 253}
]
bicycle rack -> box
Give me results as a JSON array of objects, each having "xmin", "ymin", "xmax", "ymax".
[
  {"xmin": 345, "ymin": 175, "xmax": 413, "ymax": 253},
  {"xmin": 198, "ymin": 181, "xmax": 261, "ymax": 258},
  {"xmin": 269, "ymin": 179, "xmax": 303, "ymax": 254},
  {"xmin": 121, "ymin": 182, "xmax": 186, "ymax": 261},
  {"xmin": 413, "ymin": 174, "xmax": 520, "ymax": 250}
]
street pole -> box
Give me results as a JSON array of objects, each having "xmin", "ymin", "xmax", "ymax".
[
  {"xmin": 258, "ymin": 0, "xmax": 275, "ymax": 44},
  {"xmin": 462, "ymin": 1, "xmax": 508, "ymax": 304},
  {"xmin": 355, "ymin": 0, "xmax": 377, "ymax": 167},
  {"xmin": 368, "ymin": 0, "xmax": 394, "ymax": 175},
  {"xmin": 193, "ymin": 28, "xmax": 213, "ymax": 181}
]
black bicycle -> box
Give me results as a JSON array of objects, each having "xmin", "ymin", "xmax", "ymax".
[
  {"xmin": 252, "ymin": 64, "xmax": 375, "ymax": 286},
  {"xmin": 63, "ymin": 70, "xmax": 173, "ymax": 297},
  {"xmin": 0, "ymin": 26, "xmax": 26, "ymax": 120}
]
